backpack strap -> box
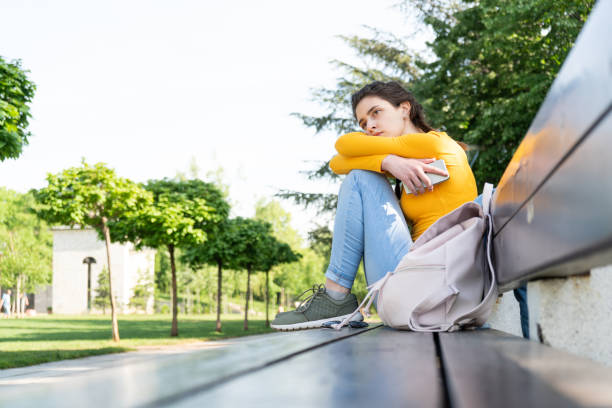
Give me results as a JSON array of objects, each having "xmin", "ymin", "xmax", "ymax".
[
  {"xmin": 482, "ymin": 182, "xmax": 494, "ymax": 216},
  {"xmin": 333, "ymin": 271, "xmax": 393, "ymax": 330},
  {"xmin": 450, "ymin": 212, "xmax": 498, "ymax": 328}
]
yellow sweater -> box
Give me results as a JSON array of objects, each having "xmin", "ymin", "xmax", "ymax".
[{"xmin": 330, "ymin": 131, "xmax": 477, "ymax": 240}]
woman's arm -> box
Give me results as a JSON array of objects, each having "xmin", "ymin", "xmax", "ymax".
[
  {"xmin": 335, "ymin": 131, "xmax": 444, "ymax": 158},
  {"xmin": 329, "ymin": 154, "xmax": 388, "ymax": 174},
  {"xmin": 330, "ymin": 153, "xmax": 449, "ymax": 195}
]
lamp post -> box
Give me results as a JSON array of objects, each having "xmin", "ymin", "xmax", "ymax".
[{"xmin": 82, "ymin": 257, "xmax": 96, "ymax": 312}]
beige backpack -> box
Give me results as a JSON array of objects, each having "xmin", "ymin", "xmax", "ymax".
[{"xmin": 334, "ymin": 183, "xmax": 497, "ymax": 332}]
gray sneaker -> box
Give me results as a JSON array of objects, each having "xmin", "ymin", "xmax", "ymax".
[{"xmin": 271, "ymin": 284, "xmax": 363, "ymax": 331}]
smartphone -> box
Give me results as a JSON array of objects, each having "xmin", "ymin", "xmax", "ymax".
[{"xmin": 402, "ymin": 159, "xmax": 449, "ymax": 195}]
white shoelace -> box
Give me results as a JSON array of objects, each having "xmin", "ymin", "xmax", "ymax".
[{"xmin": 332, "ymin": 271, "xmax": 393, "ymax": 330}]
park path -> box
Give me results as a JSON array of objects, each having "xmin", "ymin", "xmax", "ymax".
[{"xmin": 0, "ymin": 338, "xmax": 237, "ymax": 388}]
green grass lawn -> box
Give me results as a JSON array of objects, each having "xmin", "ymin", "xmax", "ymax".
[{"xmin": 0, "ymin": 313, "xmax": 275, "ymax": 369}]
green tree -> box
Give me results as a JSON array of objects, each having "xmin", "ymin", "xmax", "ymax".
[
  {"xmin": 111, "ymin": 178, "xmax": 229, "ymax": 336},
  {"xmin": 154, "ymin": 249, "xmax": 170, "ymax": 296},
  {"xmin": 307, "ymin": 225, "xmax": 332, "ymax": 268},
  {"xmin": 226, "ymin": 218, "xmax": 299, "ymax": 330},
  {"xmin": 0, "ymin": 189, "xmax": 52, "ymax": 308},
  {"xmin": 252, "ymin": 199, "xmax": 331, "ymax": 314},
  {"xmin": 282, "ymin": 0, "xmax": 594, "ymax": 210},
  {"xmin": 0, "ymin": 57, "xmax": 36, "ymax": 161},
  {"xmin": 34, "ymin": 161, "xmax": 151, "ymax": 342},
  {"xmin": 94, "ymin": 266, "xmax": 110, "ymax": 314},
  {"xmin": 257, "ymin": 239, "xmax": 300, "ymax": 326},
  {"xmin": 130, "ymin": 268, "xmax": 154, "ymax": 312},
  {"xmin": 254, "ymin": 199, "xmax": 302, "ymax": 248},
  {"xmin": 181, "ymin": 217, "xmax": 247, "ymax": 332},
  {"xmin": 229, "ymin": 218, "xmax": 274, "ymax": 331},
  {"xmin": 275, "ymin": 1, "xmax": 595, "ymax": 303},
  {"xmin": 414, "ymin": 0, "xmax": 595, "ymax": 187}
]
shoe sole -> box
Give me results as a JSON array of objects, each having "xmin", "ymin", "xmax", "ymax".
[{"xmin": 271, "ymin": 313, "xmax": 364, "ymax": 331}]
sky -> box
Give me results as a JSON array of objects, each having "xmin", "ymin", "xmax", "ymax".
[{"xmin": 0, "ymin": 0, "xmax": 428, "ymax": 239}]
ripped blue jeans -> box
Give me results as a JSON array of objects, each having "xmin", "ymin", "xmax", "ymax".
[{"xmin": 325, "ymin": 170, "xmax": 413, "ymax": 288}]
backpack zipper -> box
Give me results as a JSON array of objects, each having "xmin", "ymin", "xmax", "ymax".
[{"xmin": 395, "ymin": 264, "xmax": 445, "ymax": 272}]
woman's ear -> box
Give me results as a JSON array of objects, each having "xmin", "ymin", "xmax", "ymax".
[{"xmin": 400, "ymin": 101, "xmax": 411, "ymax": 118}]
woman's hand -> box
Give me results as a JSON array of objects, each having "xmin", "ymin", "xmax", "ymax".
[{"xmin": 381, "ymin": 155, "xmax": 449, "ymax": 196}]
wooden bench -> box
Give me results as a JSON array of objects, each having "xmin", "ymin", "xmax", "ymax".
[
  {"xmin": 491, "ymin": 0, "xmax": 612, "ymax": 290},
  {"xmin": 2, "ymin": 2, "xmax": 611, "ymax": 407},
  {"xmin": 2, "ymin": 325, "xmax": 612, "ymax": 407}
]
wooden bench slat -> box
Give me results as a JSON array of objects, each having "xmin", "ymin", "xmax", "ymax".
[
  {"xmin": 482, "ymin": 330, "xmax": 612, "ymax": 407},
  {"xmin": 170, "ymin": 327, "xmax": 444, "ymax": 407},
  {"xmin": 439, "ymin": 329, "xmax": 612, "ymax": 408},
  {"xmin": 0, "ymin": 327, "xmax": 376, "ymax": 407}
]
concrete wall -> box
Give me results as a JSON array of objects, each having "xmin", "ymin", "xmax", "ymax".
[
  {"xmin": 488, "ymin": 264, "xmax": 612, "ymax": 367},
  {"xmin": 486, "ymin": 291, "xmax": 523, "ymax": 338},
  {"xmin": 528, "ymin": 265, "xmax": 612, "ymax": 367},
  {"xmin": 51, "ymin": 227, "xmax": 154, "ymax": 314}
]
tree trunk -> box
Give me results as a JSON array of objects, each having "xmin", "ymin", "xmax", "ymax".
[
  {"xmin": 169, "ymin": 244, "xmax": 178, "ymax": 337},
  {"xmin": 102, "ymin": 219, "xmax": 120, "ymax": 342},
  {"xmin": 244, "ymin": 267, "xmax": 251, "ymax": 331},
  {"xmin": 265, "ymin": 270, "xmax": 270, "ymax": 327},
  {"xmin": 216, "ymin": 261, "xmax": 222, "ymax": 332}
]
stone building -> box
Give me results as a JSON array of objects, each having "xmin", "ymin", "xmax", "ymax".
[{"xmin": 37, "ymin": 227, "xmax": 155, "ymax": 314}]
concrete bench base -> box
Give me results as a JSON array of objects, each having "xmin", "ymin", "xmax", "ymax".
[
  {"xmin": 488, "ymin": 264, "xmax": 612, "ymax": 367},
  {"xmin": 528, "ymin": 264, "xmax": 612, "ymax": 367}
]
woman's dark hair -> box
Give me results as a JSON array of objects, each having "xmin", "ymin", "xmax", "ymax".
[{"xmin": 351, "ymin": 81, "xmax": 434, "ymax": 132}]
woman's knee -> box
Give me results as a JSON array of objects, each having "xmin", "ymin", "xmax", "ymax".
[
  {"xmin": 339, "ymin": 170, "xmax": 394, "ymax": 202},
  {"xmin": 343, "ymin": 169, "xmax": 388, "ymax": 187}
]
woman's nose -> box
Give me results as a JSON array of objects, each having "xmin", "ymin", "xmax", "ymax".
[{"xmin": 366, "ymin": 119, "xmax": 376, "ymax": 133}]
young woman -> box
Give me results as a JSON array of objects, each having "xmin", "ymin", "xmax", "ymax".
[{"xmin": 271, "ymin": 81, "xmax": 479, "ymax": 331}]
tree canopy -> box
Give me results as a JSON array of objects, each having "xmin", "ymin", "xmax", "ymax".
[
  {"xmin": 111, "ymin": 179, "xmax": 229, "ymax": 249},
  {"xmin": 34, "ymin": 160, "xmax": 151, "ymax": 341},
  {"xmin": 414, "ymin": 0, "xmax": 595, "ymax": 186},
  {"xmin": 181, "ymin": 217, "xmax": 256, "ymax": 332},
  {"xmin": 0, "ymin": 56, "xmax": 36, "ymax": 161},
  {"xmin": 111, "ymin": 178, "xmax": 230, "ymax": 336},
  {"xmin": 282, "ymin": 0, "xmax": 595, "ymax": 214},
  {"xmin": 34, "ymin": 161, "xmax": 151, "ymax": 237},
  {"xmin": 0, "ymin": 188, "xmax": 52, "ymax": 293}
]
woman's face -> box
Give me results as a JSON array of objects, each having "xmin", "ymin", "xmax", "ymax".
[{"xmin": 355, "ymin": 95, "xmax": 409, "ymax": 138}]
